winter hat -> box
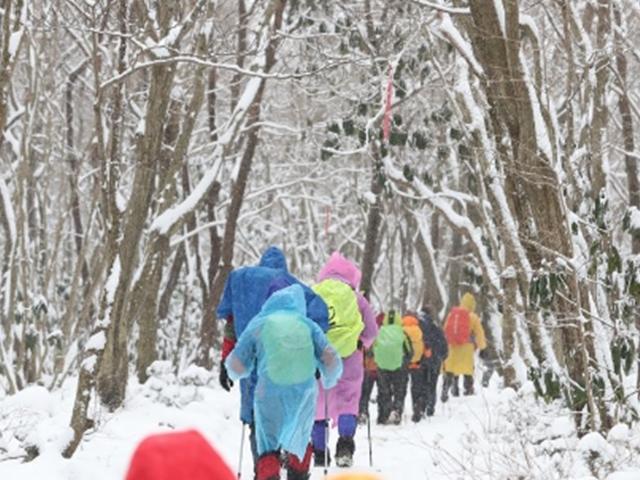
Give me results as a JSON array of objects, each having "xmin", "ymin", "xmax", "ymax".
[
  {"xmin": 460, "ymin": 292, "xmax": 476, "ymax": 313},
  {"xmin": 125, "ymin": 429, "xmax": 235, "ymax": 480}
]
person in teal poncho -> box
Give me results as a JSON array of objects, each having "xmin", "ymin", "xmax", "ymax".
[{"xmin": 226, "ymin": 284, "xmax": 343, "ymax": 480}]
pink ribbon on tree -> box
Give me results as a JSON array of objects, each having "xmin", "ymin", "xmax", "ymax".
[{"xmin": 382, "ymin": 64, "xmax": 394, "ymax": 144}]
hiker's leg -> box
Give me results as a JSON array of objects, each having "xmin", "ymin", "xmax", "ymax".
[
  {"xmin": 359, "ymin": 370, "xmax": 375, "ymax": 417},
  {"xmin": 376, "ymin": 370, "xmax": 391, "ymax": 423},
  {"xmin": 451, "ymin": 375, "xmax": 460, "ymax": 396},
  {"xmin": 395, "ymin": 367, "xmax": 409, "ymax": 416},
  {"xmin": 286, "ymin": 444, "xmax": 313, "ymax": 480},
  {"xmin": 463, "ymin": 374, "xmax": 475, "ymax": 395},
  {"xmin": 409, "ymin": 368, "xmax": 424, "ymax": 421},
  {"xmin": 425, "ymin": 364, "xmax": 440, "ymax": 415}
]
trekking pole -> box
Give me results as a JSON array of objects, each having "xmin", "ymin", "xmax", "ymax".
[
  {"xmin": 237, "ymin": 423, "xmax": 246, "ymax": 480},
  {"xmin": 324, "ymin": 387, "xmax": 329, "ymax": 480},
  {"xmin": 367, "ymin": 411, "xmax": 373, "ymax": 467}
]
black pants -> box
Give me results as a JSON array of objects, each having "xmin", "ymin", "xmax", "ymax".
[
  {"xmin": 422, "ymin": 362, "xmax": 441, "ymax": 414},
  {"xmin": 407, "ymin": 367, "xmax": 426, "ymax": 417},
  {"xmin": 377, "ymin": 369, "xmax": 406, "ymax": 422},
  {"xmin": 442, "ymin": 372, "xmax": 474, "ymax": 398},
  {"xmin": 359, "ymin": 370, "xmax": 377, "ymax": 416}
]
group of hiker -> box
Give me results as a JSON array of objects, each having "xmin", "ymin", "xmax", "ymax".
[
  {"xmin": 359, "ymin": 292, "xmax": 487, "ymax": 427},
  {"xmin": 217, "ymin": 246, "xmax": 488, "ymax": 480}
]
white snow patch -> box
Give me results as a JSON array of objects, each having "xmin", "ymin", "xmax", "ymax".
[
  {"xmin": 362, "ymin": 191, "xmax": 377, "ymax": 205},
  {"xmin": 106, "ymin": 257, "xmax": 122, "ymax": 304},
  {"xmin": 179, "ymin": 365, "xmax": 212, "ymax": 386},
  {"xmin": 628, "ymin": 206, "xmax": 640, "ymax": 231},
  {"xmin": 550, "ymin": 416, "xmax": 575, "ymax": 438},
  {"xmin": 0, "ymin": 178, "xmax": 16, "ymax": 245},
  {"xmin": 85, "ymin": 331, "xmax": 106, "ymax": 351},
  {"xmin": 607, "ymin": 423, "xmax": 630, "ymax": 443},
  {"xmin": 521, "ymin": 53, "xmax": 553, "ymax": 160},
  {"xmin": 437, "ymin": 15, "xmax": 484, "ymax": 77},
  {"xmin": 116, "ymin": 190, "xmax": 127, "ymax": 213},
  {"xmin": 493, "ymin": 0, "xmax": 506, "ymax": 35},
  {"xmin": 8, "ymin": 30, "xmax": 23, "ymax": 57},
  {"xmin": 81, "ymin": 355, "xmax": 97, "ymax": 373},
  {"xmin": 577, "ymin": 432, "xmax": 615, "ymax": 460}
]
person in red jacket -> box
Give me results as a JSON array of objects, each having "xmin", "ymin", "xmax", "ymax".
[{"xmin": 124, "ymin": 429, "xmax": 235, "ymax": 480}]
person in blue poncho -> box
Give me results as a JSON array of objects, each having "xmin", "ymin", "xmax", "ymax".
[
  {"xmin": 217, "ymin": 246, "xmax": 329, "ymax": 474},
  {"xmin": 226, "ymin": 284, "xmax": 343, "ymax": 480}
]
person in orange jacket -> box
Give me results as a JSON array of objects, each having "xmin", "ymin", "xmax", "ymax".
[{"xmin": 398, "ymin": 312, "xmax": 428, "ymax": 422}]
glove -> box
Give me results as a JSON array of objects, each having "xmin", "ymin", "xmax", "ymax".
[
  {"xmin": 219, "ymin": 362, "xmax": 233, "ymax": 392},
  {"xmin": 315, "ymin": 368, "xmax": 321, "ymax": 380},
  {"xmin": 478, "ymin": 349, "xmax": 488, "ymax": 361},
  {"xmin": 357, "ymin": 339, "xmax": 363, "ymax": 350}
]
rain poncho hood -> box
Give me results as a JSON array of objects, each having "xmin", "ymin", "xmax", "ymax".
[
  {"xmin": 218, "ymin": 246, "xmax": 329, "ymax": 338},
  {"xmin": 460, "ymin": 292, "xmax": 476, "ymax": 313},
  {"xmin": 217, "ymin": 247, "xmax": 330, "ymax": 423},
  {"xmin": 225, "ymin": 284, "xmax": 342, "ymax": 458},
  {"xmin": 259, "ymin": 246, "xmax": 288, "ymax": 270},
  {"xmin": 317, "ymin": 252, "xmax": 361, "ymax": 290}
]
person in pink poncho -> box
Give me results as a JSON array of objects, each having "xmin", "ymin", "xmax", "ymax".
[{"xmin": 310, "ymin": 252, "xmax": 378, "ymax": 468}]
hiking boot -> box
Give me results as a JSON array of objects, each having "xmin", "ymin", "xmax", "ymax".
[
  {"xmin": 388, "ymin": 410, "xmax": 401, "ymax": 425},
  {"xmin": 451, "ymin": 383, "xmax": 460, "ymax": 397},
  {"xmin": 313, "ymin": 449, "xmax": 330, "ymax": 467},
  {"xmin": 426, "ymin": 406, "xmax": 434, "ymax": 417},
  {"xmin": 411, "ymin": 412, "xmax": 422, "ymax": 423},
  {"xmin": 286, "ymin": 470, "xmax": 309, "ymax": 480},
  {"xmin": 440, "ymin": 391, "xmax": 448, "ymax": 403},
  {"xmin": 335, "ymin": 436, "xmax": 355, "ymax": 468}
]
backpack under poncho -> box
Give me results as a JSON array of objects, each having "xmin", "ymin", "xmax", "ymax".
[
  {"xmin": 312, "ymin": 278, "xmax": 363, "ymax": 358},
  {"xmin": 262, "ymin": 313, "xmax": 316, "ymax": 385},
  {"xmin": 444, "ymin": 306, "xmax": 471, "ymax": 346},
  {"xmin": 402, "ymin": 316, "xmax": 424, "ymax": 364},
  {"xmin": 373, "ymin": 323, "xmax": 406, "ymax": 371}
]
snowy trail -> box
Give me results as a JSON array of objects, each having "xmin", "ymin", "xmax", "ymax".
[
  {"xmin": 1, "ymin": 373, "xmax": 639, "ymax": 480},
  {"xmin": 0, "ymin": 373, "xmax": 504, "ymax": 480}
]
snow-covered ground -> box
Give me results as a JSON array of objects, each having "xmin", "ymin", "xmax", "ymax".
[{"xmin": 1, "ymin": 363, "xmax": 639, "ymax": 480}]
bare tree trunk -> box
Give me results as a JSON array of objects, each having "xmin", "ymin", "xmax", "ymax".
[
  {"xmin": 589, "ymin": 0, "xmax": 611, "ymax": 198},
  {"xmin": 196, "ymin": 0, "xmax": 287, "ymax": 368},
  {"xmin": 360, "ymin": 156, "xmax": 384, "ymax": 300},
  {"xmin": 135, "ymin": 48, "xmax": 207, "ymax": 383},
  {"xmin": 413, "ymin": 213, "xmax": 444, "ymax": 315},
  {"xmin": 613, "ymin": 5, "xmax": 640, "ymax": 399},
  {"xmin": 465, "ymin": 0, "xmax": 604, "ymax": 428},
  {"xmin": 158, "ymin": 246, "xmax": 186, "ymax": 321},
  {"xmin": 65, "ymin": 61, "xmax": 90, "ymax": 286}
]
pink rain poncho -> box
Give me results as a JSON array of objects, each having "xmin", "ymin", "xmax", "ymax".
[{"xmin": 314, "ymin": 252, "xmax": 378, "ymax": 424}]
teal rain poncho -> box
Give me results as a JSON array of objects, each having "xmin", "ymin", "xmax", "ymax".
[{"xmin": 225, "ymin": 284, "xmax": 342, "ymax": 458}]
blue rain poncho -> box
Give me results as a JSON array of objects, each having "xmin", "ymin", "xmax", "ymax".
[
  {"xmin": 225, "ymin": 284, "xmax": 342, "ymax": 458},
  {"xmin": 217, "ymin": 246, "xmax": 329, "ymax": 424}
]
